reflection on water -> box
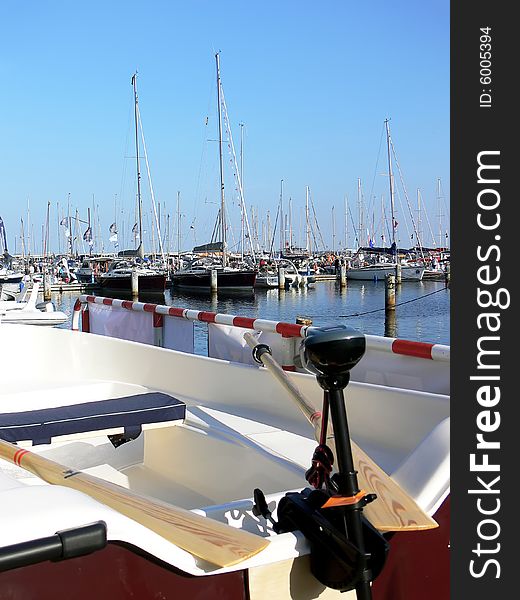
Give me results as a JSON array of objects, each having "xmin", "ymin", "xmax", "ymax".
[{"xmin": 54, "ymin": 279, "xmax": 450, "ymax": 346}]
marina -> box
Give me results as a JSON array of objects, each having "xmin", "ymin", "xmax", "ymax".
[
  {"xmin": 0, "ymin": 3, "xmax": 450, "ymax": 598},
  {"xmin": 50, "ymin": 278, "xmax": 450, "ymax": 347}
]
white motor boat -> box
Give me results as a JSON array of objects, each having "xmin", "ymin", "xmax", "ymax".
[
  {"xmin": 0, "ymin": 282, "xmax": 68, "ymax": 326},
  {"xmin": 0, "ymin": 321, "xmax": 449, "ymax": 599},
  {"xmin": 346, "ymin": 263, "xmax": 425, "ymax": 281}
]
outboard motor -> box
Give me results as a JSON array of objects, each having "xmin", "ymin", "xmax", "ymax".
[{"xmin": 275, "ymin": 326, "xmax": 388, "ymax": 598}]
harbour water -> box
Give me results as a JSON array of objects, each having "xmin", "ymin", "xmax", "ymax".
[{"xmin": 54, "ymin": 279, "xmax": 450, "ymax": 354}]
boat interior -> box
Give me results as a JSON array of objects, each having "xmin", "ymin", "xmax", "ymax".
[{"xmin": 0, "ymin": 324, "xmax": 449, "ymax": 576}]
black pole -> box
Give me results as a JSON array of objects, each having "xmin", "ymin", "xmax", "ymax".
[
  {"xmin": 302, "ymin": 325, "xmax": 373, "ymax": 600},
  {"xmin": 329, "ymin": 388, "xmax": 372, "ymax": 599},
  {"xmin": 317, "ymin": 379, "xmax": 372, "ymax": 600}
]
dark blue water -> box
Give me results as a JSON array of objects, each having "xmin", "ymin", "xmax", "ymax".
[{"xmin": 55, "ymin": 279, "xmax": 450, "ymax": 352}]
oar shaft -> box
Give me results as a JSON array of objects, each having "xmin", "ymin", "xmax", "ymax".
[{"xmin": 0, "ymin": 438, "xmax": 268, "ymax": 567}]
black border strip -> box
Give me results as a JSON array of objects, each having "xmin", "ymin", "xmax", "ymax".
[{"xmin": 451, "ymin": 3, "xmax": 514, "ymax": 597}]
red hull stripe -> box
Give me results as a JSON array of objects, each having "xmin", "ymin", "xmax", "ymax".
[{"xmin": 392, "ymin": 339, "xmax": 434, "ymax": 359}]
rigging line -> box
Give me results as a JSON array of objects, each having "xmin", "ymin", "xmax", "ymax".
[
  {"xmin": 309, "ymin": 191, "xmax": 326, "ymax": 252},
  {"xmin": 137, "ymin": 104, "xmax": 166, "ymax": 264},
  {"xmin": 422, "ymin": 197, "xmax": 438, "ymax": 247},
  {"xmin": 366, "ymin": 121, "xmax": 386, "ymax": 219},
  {"xmin": 269, "ymin": 200, "xmax": 282, "ymax": 259},
  {"xmin": 334, "ymin": 287, "xmax": 448, "ymax": 318},
  {"xmin": 194, "ymin": 71, "xmax": 217, "ymax": 238},
  {"xmin": 390, "ymin": 139, "xmax": 424, "ymax": 257},
  {"xmin": 219, "ymin": 85, "xmax": 255, "ymax": 260},
  {"xmin": 347, "ymin": 203, "xmax": 359, "ymax": 247}
]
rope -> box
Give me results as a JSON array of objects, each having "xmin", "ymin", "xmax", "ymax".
[
  {"xmin": 295, "ymin": 286, "xmax": 449, "ymax": 321},
  {"xmin": 336, "ymin": 286, "xmax": 448, "ymax": 318},
  {"xmin": 305, "ymin": 444, "xmax": 334, "ymax": 489}
]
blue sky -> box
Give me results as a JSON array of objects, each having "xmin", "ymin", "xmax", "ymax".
[{"xmin": 0, "ymin": 1, "xmax": 449, "ymax": 255}]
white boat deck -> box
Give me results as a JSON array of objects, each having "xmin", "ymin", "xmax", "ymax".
[{"xmin": 0, "ymin": 324, "xmax": 449, "ymax": 591}]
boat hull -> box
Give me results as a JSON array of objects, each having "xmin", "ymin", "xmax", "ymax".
[
  {"xmin": 97, "ymin": 273, "xmax": 167, "ymax": 294},
  {"xmin": 0, "ymin": 498, "xmax": 450, "ymax": 600},
  {"xmin": 171, "ymin": 270, "xmax": 257, "ymax": 292},
  {"xmin": 0, "ymin": 273, "xmax": 23, "ymax": 284},
  {"xmin": 347, "ymin": 265, "xmax": 424, "ymax": 281}
]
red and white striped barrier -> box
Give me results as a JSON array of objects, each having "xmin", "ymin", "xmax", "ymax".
[
  {"xmin": 72, "ymin": 295, "xmax": 450, "ymax": 392},
  {"xmin": 365, "ymin": 334, "xmax": 450, "ymax": 362},
  {"xmin": 72, "ymin": 296, "xmax": 305, "ymax": 370}
]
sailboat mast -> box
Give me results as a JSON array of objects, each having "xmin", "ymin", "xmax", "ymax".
[
  {"xmin": 239, "ymin": 122, "xmax": 244, "ymax": 259},
  {"xmin": 332, "ymin": 205, "xmax": 336, "ymax": 253},
  {"xmin": 177, "ymin": 191, "xmax": 181, "ymax": 258},
  {"xmin": 385, "ymin": 118, "xmax": 397, "ymax": 256},
  {"xmin": 132, "ymin": 72, "xmax": 144, "ymax": 259},
  {"xmin": 215, "ymin": 53, "xmax": 227, "ymax": 268},
  {"xmin": 305, "ymin": 185, "xmax": 311, "ymax": 256},
  {"xmin": 357, "ymin": 178, "xmax": 363, "ymax": 247},
  {"xmin": 344, "ymin": 194, "xmax": 348, "ymax": 252},
  {"xmin": 437, "ymin": 177, "xmax": 443, "ymax": 249},
  {"xmin": 279, "ymin": 179, "xmax": 284, "ymax": 255}
]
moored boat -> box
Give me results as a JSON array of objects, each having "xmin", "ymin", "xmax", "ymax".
[
  {"xmin": 171, "ymin": 262, "xmax": 257, "ymax": 293},
  {"xmin": 97, "ymin": 260, "xmax": 167, "ymax": 295},
  {"xmin": 0, "ymin": 282, "xmax": 68, "ymax": 326},
  {"xmin": 346, "ymin": 263, "xmax": 424, "ymax": 281}
]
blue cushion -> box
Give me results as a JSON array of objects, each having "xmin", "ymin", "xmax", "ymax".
[{"xmin": 0, "ymin": 392, "xmax": 186, "ymax": 445}]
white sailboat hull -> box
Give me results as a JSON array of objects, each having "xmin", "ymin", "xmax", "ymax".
[{"xmin": 347, "ymin": 264, "xmax": 424, "ymax": 281}]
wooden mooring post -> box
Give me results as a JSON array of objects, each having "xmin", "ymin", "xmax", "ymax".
[
  {"xmin": 43, "ymin": 270, "xmax": 51, "ymax": 301},
  {"xmin": 385, "ymin": 273, "xmax": 396, "ymax": 311},
  {"xmin": 278, "ymin": 266, "xmax": 286, "ymax": 290},
  {"xmin": 395, "ymin": 263, "xmax": 402, "ymax": 284},
  {"xmin": 210, "ymin": 269, "xmax": 218, "ymax": 293},
  {"xmin": 131, "ymin": 267, "xmax": 139, "ymax": 299},
  {"xmin": 337, "ymin": 264, "xmax": 347, "ymax": 288}
]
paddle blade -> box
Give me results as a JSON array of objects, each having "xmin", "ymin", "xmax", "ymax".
[{"xmin": 352, "ymin": 442, "xmax": 438, "ymax": 532}]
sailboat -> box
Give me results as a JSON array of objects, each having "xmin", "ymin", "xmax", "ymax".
[
  {"xmin": 0, "ymin": 217, "xmax": 24, "ymax": 287},
  {"xmin": 97, "ymin": 73, "xmax": 166, "ymax": 296},
  {"xmin": 346, "ymin": 120, "xmax": 425, "ymax": 282},
  {"xmin": 171, "ymin": 54, "xmax": 257, "ymax": 293}
]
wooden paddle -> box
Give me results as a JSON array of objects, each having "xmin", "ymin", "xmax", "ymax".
[
  {"xmin": 243, "ymin": 331, "xmax": 438, "ymax": 532},
  {"xmin": 0, "ymin": 437, "xmax": 269, "ymax": 567}
]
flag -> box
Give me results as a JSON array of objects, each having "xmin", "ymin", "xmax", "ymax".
[
  {"xmin": 83, "ymin": 227, "xmax": 93, "ymax": 246},
  {"xmin": 0, "ymin": 217, "xmax": 6, "ymax": 252},
  {"xmin": 60, "ymin": 217, "xmax": 68, "ymax": 226},
  {"xmin": 109, "ymin": 222, "xmax": 118, "ymax": 243},
  {"xmin": 369, "ymin": 238, "xmax": 374, "ymax": 248}
]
